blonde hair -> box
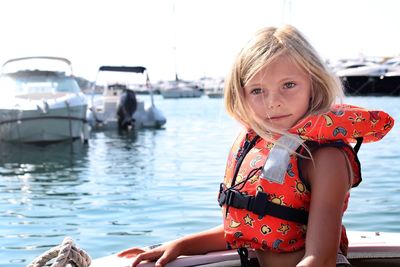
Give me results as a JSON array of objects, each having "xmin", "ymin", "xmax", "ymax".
[{"xmin": 224, "ymin": 25, "xmax": 344, "ymax": 142}]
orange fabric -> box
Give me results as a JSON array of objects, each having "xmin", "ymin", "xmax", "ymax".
[
  {"xmin": 288, "ymin": 104, "xmax": 394, "ymax": 143},
  {"xmin": 222, "ymin": 104, "xmax": 394, "ymax": 253}
]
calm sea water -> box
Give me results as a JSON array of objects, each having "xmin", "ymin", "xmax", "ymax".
[{"xmin": 0, "ymin": 95, "xmax": 399, "ymax": 267}]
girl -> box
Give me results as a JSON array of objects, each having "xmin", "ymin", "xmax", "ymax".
[{"xmin": 118, "ymin": 25, "xmax": 394, "ymax": 267}]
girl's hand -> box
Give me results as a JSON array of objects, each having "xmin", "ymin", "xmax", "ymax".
[
  {"xmin": 117, "ymin": 241, "xmax": 182, "ymax": 267},
  {"xmin": 117, "ymin": 225, "xmax": 225, "ymax": 267},
  {"xmin": 117, "ymin": 247, "xmax": 145, "ymax": 259},
  {"xmin": 117, "ymin": 247, "xmax": 146, "ymax": 258}
]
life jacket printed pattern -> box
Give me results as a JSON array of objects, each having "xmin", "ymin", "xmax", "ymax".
[
  {"xmin": 289, "ymin": 104, "xmax": 394, "ymax": 143},
  {"xmin": 221, "ymin": 104, "xmax": 394, "ymax": 252}
]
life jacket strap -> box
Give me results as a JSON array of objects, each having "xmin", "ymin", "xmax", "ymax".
[
  {"xmin": 219, "ymin": 187, "xmax": 308, "ymax": 225},
  {"xmin": 237, "ymin": 247, "xmax": 251, "ymax": 267},
  {"xmin": 354, "ymin": 137, "xmax": 363, "ymax": 154}
]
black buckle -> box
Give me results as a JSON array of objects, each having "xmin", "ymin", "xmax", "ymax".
[
  {"xmin": 218, "ymin": 183, "xmax": 227, "ymax": 207},
  {"xmin": 219, "ymin": 187, "xmax": 253, "ymax": 210},
  {"xmin": 229, "ymin": 190, "xmax": 253, "ymax": 209},
  {"xmin": 225, "ymin": 190, "xmax": 238, "ymax": 206},
  {"xmin": 248, "ymin": 191, "xmax": 268, "ymax": 218}
]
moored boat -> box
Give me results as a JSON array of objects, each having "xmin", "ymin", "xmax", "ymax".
[
  {"xmin": 201, "ymin": 77, "xmax": 224, "ymax": 99},
  {"xmin": 341, "ymin": 75, "xmax": 400, "ymax": 96},
  {"xmin": 86, "ymin": 66, "xmax": 166, "ymax": 131},
  {"xmin": 336, "ymin": 57, "xmax": 400, "ymax": 96},
  {"xmin": 157, "ymin": 80, "xmax": 203, "ymax": 99},
  {"xmin": 0, "ymin": 56, "xmax": 89, "ymax": 143}
]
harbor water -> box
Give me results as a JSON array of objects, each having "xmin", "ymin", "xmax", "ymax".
[{"xmin": 0, "ymin": 95, "xmax": 399, "ymax": 267}]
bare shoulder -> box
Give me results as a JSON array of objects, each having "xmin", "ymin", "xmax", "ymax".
[
  {"xmin": 312, "ymin": 146, "xmax": 348, "ymax": 167},
  {"xmin": 302, "ymin": 146, "xmax": 350, "ymax": 189}
]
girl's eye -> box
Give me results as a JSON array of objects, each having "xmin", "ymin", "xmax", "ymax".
[
  {"xmin": 283, "ymin": 82, "xmax": 296, "ymax": 89},
  {"xmin": 250, "ymin": 88, "xmax": 263, "ymax": 95}
]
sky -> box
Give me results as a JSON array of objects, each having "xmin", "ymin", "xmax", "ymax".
[{"xmin": 0, "ymin": 0, "xmax": 399, "ymax": 82}]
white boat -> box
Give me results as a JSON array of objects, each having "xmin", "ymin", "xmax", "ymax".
[
  {"xmin": 91, "ymin": 231, "xmax": 400, "ymax": 267},
  {"xmin": 158, "ymin": 80, "xmax": 203, "ymax": 99},
  {"xmin": 0, "ymin": 56, "xmax": 89, "ymax": 143},
  {"xmin": 87, "ymin": 66, "xmax": 166, "ymax": 130},
  {"xmin": 336, "ymin": 57, "xmax": 400, "ymax": 77},
  {"xmin": 330, "ymin": 60, "xmax": 377, "ymax": 74},
  {"xmin": 206, "ymin": 91, "xmax": 224, "ymax": 99},
  {"xmin": 201, "ymin": 77, "xmax": 224, "ymax": 98}
]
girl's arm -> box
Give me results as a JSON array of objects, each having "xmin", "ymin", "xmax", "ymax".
[
  {"xmin": 297, "ymin": 147, "xmax": 351, "ymax": 267},
  {"xmin": 118, "ymin": 224, "xmax": 226, "ymax": 267}
]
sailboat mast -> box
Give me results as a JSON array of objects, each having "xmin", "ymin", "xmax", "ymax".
[
  {"xmin": 172, "ymin": 0, "xmax": 179, "ymax": 81},
  {"xmin": 282, "ymin": 0, "xmax": 292, "ymax": 24}
]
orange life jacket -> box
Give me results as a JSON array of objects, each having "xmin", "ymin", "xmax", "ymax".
[{"xmin": 219, "ymin": 104, "xmax": 394, "ymax": 253}]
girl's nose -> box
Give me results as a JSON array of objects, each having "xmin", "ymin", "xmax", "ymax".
[{"xmin": 267, "ymin": 92, "xmax": 283, "ymax": 108}]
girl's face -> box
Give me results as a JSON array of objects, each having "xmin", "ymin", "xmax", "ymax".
[{"xmin": 243, "ymin": 54, "xmax": 312, "ymax": 131}]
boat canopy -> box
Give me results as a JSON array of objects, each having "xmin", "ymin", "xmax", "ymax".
[
  {"xmin": 98, "ymin": 66, "xmax": 146, "ymax": 73},
  {"xmin": 1, "ymin": 56, "xmax": 73, "ymax": 75},
  {"xmin": 2, "ymin": 56, "xmax": 72, "ymax": 68}
]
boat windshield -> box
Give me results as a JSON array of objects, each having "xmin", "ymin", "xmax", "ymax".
[{"xmin": 0, "ymin": 71, "xmax": 81, "ymax": 95}]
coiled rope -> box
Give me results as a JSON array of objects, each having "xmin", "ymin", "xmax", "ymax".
[{"xmin": 27, "ymin": 237, "xmax": 91, "ymax": 267}]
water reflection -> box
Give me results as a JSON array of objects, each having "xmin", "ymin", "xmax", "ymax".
[
  {"xmin": 0, "ymin": 140, "xmax": 88, "ymax": 170},
  {"xmin": 0, "ymin": 140, "xmax": 91, "ymax": 266},
  {"xmin": 0, "ymin": 140, "xmax": 89, "ymax": 195}
]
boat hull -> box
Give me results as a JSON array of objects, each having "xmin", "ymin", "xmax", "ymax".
[
  {"xmin": 160, "ymin": 88, "xmax": 202, "ymax": 99},
  {"xmin": 87, "ymin": 98, "xmax": 166, "ymax": 131},
  {"xmin": 206, "ymin": 92, "xmax": 224, "ymax": 98},
  {"xmin": 341, "ymin": 75, "xmax": 400, "ymax": 96},
  {"xmin": 91, "ymin": 231, "xmax": 400, "ymax": 267},
  {"xmin": 0, "ymin": 100, "xmax": 88, "ymax": 143}
]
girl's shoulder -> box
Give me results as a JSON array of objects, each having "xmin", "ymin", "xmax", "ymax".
[{"xmin": 300, "ymin": 144, "xmax": 353, "ymax": 190}]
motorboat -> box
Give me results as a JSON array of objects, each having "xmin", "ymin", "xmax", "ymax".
[
  {"xmin": 86, "ymin": 66, "xmax": 166, "ymax": 130},
  {"xmin": 201, "ymin": 77, "xmax": 224, "ymax": 98},
  {"xmin": 0, "ymin": 56, "xmax": 89, "ymax": 143},
  {"xmin": 336, "ymin": 57, "xmax": 400, "ymax": 96},
  {"xmin": 91, "ymin": 231, "xmax": 400, "ymax": 267},
  {"xmin": 157, "ymin": 80, "xmax": 203, "ymax": 99},
  {"xmin": 332, "ymin": 60, "xmax": 378, "ymax": 76},
  {"xmin": 336, "ymin": 57, "xmax": 400, "ymax": 77}
]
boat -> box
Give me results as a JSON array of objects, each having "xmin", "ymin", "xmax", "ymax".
[
  {"xmin": 157, "ymin": 80, "xmax": 203, "ymax": 99},
  {"xmin": 201, "ymin": 77, "xmax": 224, "ymax": 99},
  {"xmin": 331, "ymin": 60, "xmax": 379, "ymax": 75},
  {"xmin": 340, "ymin": 75, "xmax": 400, "ymax": 96},
  {"xmin": 0, "ymin": 56, "xmax": 89, "ymax": 143},
  {"xmin": 86, "ymin": 66, "xmax": 166, "ymax": 131},
  {"xmin": 206, "ymin": 90, "xmax": 224, "ymax": 99},
  {"xmin": 336, "ymin": 57, "xmax": 400, "ymax": 96},
  {"xmin": 91, "ymin": 231, "xmax": 400, "ymax": 266}
]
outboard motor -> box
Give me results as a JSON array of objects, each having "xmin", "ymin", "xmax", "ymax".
[{"xmin": 117, "ymin": 89, "xmax": 137, "ymax": 130}]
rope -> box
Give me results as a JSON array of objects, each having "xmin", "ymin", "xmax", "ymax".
[{"xmin": 27, "ymin": 237, "xmax": 91, "ymax": 267}]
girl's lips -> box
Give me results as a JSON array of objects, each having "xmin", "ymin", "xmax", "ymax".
[{"xmin": 269, "ymin": 114, "xmax": 291, "ymax": 120}]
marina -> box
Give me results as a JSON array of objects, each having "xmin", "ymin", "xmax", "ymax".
[
  {"xmin": 1, "ymin": 1, "xmax": 400, "ymax": 266},
  {"xmin": 0, "ymin": 95, "xmax": 399, "ymax": 267}
]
